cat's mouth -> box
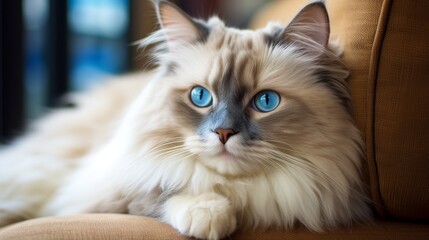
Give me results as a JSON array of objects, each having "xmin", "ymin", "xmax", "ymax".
[
  {"xmin": 211, "ymin": 144, "xmax": 242, "ymax": 162},
  {"xmin": 216, "ymin": 147, "xmax": 235, "ymax": 158},
  {"xmin": 186, "ymin": 135, "xmax": 250, "ymax": 173}
]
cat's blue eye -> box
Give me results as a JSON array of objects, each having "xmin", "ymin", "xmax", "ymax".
[
  {"xmin": 190, "ymin": 86, "xmax": 213, "ymax": 108},
  {"xmin": 253, "ymin": 90, "xmax": 280, "ymax": 112}
]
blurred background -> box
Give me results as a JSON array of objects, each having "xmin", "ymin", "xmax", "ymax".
[{"xmin": 0, "ymin": 0, "xmax": 275, "ymax": 142}]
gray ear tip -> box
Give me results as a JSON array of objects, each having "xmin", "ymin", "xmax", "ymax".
[
  {"xmin": 300, "ymin": 1, "xmax": 330, "ymax": 25},
  {"xmin": 305, "ymin": 2, "xmax": 327, "ymax": 10},
  {"xmin": 307, "ymin": 1, "xmax": 329, "ymax": 14}
]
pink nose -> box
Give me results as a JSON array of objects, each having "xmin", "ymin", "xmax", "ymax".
[{"xmin": 214, "ymin": 128, "xmax": 237, "ymax": 144}]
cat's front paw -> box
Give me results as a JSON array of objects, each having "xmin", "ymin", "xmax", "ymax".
[{"xmin": 165, "ymin": 193, "xmax": 236, "ymax": 240}]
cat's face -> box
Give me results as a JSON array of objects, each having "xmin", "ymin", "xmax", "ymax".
[{"xmin": 137, "ymin": 2, "xmax": 353, "ymax": 177}]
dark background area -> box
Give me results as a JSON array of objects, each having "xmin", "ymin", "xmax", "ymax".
[{"xmin": 0, "ymin": 0, "xmax": 272, "ymax": 143}]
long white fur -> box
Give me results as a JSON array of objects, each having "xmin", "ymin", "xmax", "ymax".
[{"xmin": 0, "ymin": 73, "xmax": 150, "ymax": 224}]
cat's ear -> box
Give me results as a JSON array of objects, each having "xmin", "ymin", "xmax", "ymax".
[
  {"xmin": 155, "ymin": 1, "xmax": 208, "ymax": 49},
  {"xmin": 280, "ymin": 2, "xmax": 330, "ymax": 46}
]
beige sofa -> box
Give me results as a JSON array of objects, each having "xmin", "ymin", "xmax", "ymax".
[{"xmin": 0, "ymin": 0, "xmax": 428, "ymax": 239}]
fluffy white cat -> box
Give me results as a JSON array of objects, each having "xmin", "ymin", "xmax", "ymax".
[{"xmin": 0, "ymin": 1, "xmax": 371, "ymax": 239}]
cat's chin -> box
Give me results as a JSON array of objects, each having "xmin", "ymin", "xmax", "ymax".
[{"xmin": 199, "ymin": 155, "xmax": 250, "ymax": 177}]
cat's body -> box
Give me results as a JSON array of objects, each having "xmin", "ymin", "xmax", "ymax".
[
  {"xmin": 0, "ymin": 73, "xmax": 150, "ymax": 225},
  {"xmin": 0, "ymin": 1, "xmax": 371, "ymax": 239}
]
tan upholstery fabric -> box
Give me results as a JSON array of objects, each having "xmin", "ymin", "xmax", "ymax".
[
  {"xmin": 374, "ymin": 0, "xmax": 429, "ymax": 220},
  {"xmin": 0, "ymin": 215, "xmax": 190, "ymax": 240},
  {"xmin": 251, "ymin": 0, "xmax": 429, "ymax": 221},
  {"xmin": 0, "ymin": 214, "xmax": 428, "ymax": 240}
]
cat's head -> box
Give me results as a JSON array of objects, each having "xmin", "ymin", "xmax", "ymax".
[{"xmin": 133, "ymin": 1, "xmax": 359, "ymax": 178}]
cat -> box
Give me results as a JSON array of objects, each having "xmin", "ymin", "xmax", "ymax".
[{"xmin": 0, "ymin": 1, "xmax": 371, "ymax": 239}]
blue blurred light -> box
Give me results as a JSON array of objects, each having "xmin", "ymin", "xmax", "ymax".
[
  {"xmin": 69, "ymin": 0, "xmax": 129, "ymax": 38},
  {"xmin": 68, "ymin": 0, "xmax": 130, "ymax": 90}
]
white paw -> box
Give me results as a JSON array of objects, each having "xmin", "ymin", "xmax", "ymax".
[{"xmin": 165, "ymin": 193, "xmax": 236, "ymax": 240}]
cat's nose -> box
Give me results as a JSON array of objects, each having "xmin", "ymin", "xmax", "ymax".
[{"xmin": 214, "ymin": 128, "xmax": 237, "ymax": 144}]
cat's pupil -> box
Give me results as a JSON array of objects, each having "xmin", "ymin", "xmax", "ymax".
[
  {"xmin": 199, "ymin": 89, "xmax": 204, "ymax": 100},
  {"xmin": 190, "ymin": 86, "xmax": 212, "ymax": 108},
  {"xmin": 254, "ymin": 90, "xmax": 280, "ymax": 112}
]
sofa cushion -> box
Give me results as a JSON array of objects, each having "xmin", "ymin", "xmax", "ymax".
[
  {"xmin": 251, "ymin": 0, "xmax": 429, "ymax": 220},
  {"xmin": 0, "ymin": 214, "xmax": 188, "ymax": 240},
  {"xmin": 0, "ymin": 214, "xmax": 428, "ymax": 240}
]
